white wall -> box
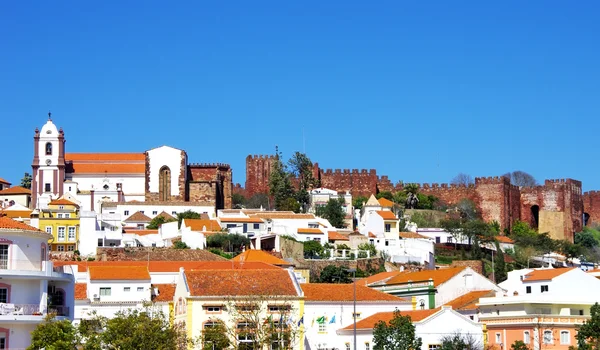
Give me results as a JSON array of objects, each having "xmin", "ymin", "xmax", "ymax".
[
  {"xmin": 5, "ymin": 232, "xmax": 48, "ymax": 271},
  {"xmin": 88, "ymin": 281, "xmax": 151, "ymax": 303},
  {"xmin": 437, "ymin": 268, "xmax": 504, "ymax": 307},
  {"xmin": 0, "ymin": 323, "xmax": 37, "ymax": 350},
  {"xmin": 146, "ymin": 146, "xmax": 185, "ymax": 196}
]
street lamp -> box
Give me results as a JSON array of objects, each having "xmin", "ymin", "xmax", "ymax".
[{"xmin": 346, "ymin": 268, "xmax": 357, "ymax": 350}]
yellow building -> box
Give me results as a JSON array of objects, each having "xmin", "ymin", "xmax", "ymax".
[{"xmin": 38, "ymin": 198, "xmax": 80, "ymax": 252}]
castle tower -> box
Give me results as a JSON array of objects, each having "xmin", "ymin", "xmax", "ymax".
[{"xmin": 32, "ymin": 113, "xmax": 66, "ymax": 209}]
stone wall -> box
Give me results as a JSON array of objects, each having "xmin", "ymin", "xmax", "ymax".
[
  {"xmin": 583, "ymin": 191, "xmax": 600, "ymax": 227},
  {"xmin": 188, "ymin": 163, "xmax": 233, "ymax": 209},
  {"xmin": 96, "ymin": 247, "xmax": 226, "ymax": 261},
  {"xmin": 245, "ymin": 155, "xmax": 276, "ymax": 197},
  {"xmin": 450, "ymin": 260, "xmax": 484, "ymax": 275}
]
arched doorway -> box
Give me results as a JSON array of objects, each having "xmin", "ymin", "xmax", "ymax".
[
  {"xmin": 531, "ymin": 205, "xmax": 540, "ymax": 229},
  {"xmin": 159, "ymin": 166, "xmax": 171, "ymax": 201},
  {"xmin": 584, "ymin": 212, "xmax": 591, "ymax": 227}
]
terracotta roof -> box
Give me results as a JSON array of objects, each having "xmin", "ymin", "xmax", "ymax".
[
  {"xmin": 74, "ymin": 283, "xmax": 88, "ymax": 300},
  {"xmin": 123, "ymin": 229, "xmax": 159, "ymax": 236},
  {"xmin": 376, "ymin": 210, "xmax": 397, "ymax": 220},
  {"xmin": 219, "ymin": 217, "xmax": 264, "ymax": 223},
  {"xmin": 386, "ymin": 267, "xmax": 466, "ymax": 287},
  {"xmin": 0, "ymin": 216, "xmax": 43, "ymax": 232},
  {"xmin": 368, "ymin": 232, "xmax": 377, "ymax": 238},
  {"xmin": 378, "ymin": 198, "xmax": 394, "ymax": 208},
  {"xmin": 356, "ymin": 271, "xmax": 403, "ymax": 286},
  {"xmin": 65, "ymin": 153, "xmax": 145, "ymax": 161},
  {"xmin": 232, "ymin": 250, "xmax": 291, "ymax": 266},
  {"xmin": 399, "ymin": 232, "xmax": 429, "ymax": 239},
  {"xmin": 251, "ymin": 212, "xmax": 316, "ymax": 220},
  {"xmin": 68, "ymin": 163, "xmax": 145, "ymax": 174},
  {"xmin": 342, "ymin": 309, "xmax": 440, "ymax": 330},
  {"xmin": 186, "ymin": 269, "xmax": 299, "ymax": 297},
  {"xmin": 302, "ymin": 283, "xmax": 406, "ymax": 302},
  {"xmin": 0, "ymin": 186, "xmax": 31, "ymax": 195},
  {"xmin": 153, "ymin": 284, "xmax": 176, "ymax": 302},
  {"xmin": 185, "ymin": 218, "xmax": 221, "ymax": 231},
  {"xmin": 124, "ymin": 211, "xmax": 152, "ymax": 222},
  {"xmin": 297, "ymin": 228, "xmax": 323, "ymax": 234},
  {"xmin": 89, "ymin": 266, "xmax": 151, "ymax": 280},
  {"xmin": 444, "ymin": 290, "xmax": 495, "ymax": 311},
  {"xmin": 49, "ymin": 198, "xmax": 79, "ymax": 207},
  {"xmin": 523, "ymin": 267, "xmax": 575, "ymax": 282},
  {"xmin": 155, "ymin": 211, "xmax": 175, "ymax": 221},
  {"xmin": 0, "ymin": 178, "xmax": 10, "ymax": 184},
  {"xmin": 495, "ymin": 235, "xmax": 515, "ymax": 244},
  {"xmin": 54, "ymin": 260, "xmax": 281, "ymax": 272},
  {"xmin": 328, "ymin": 231, "xmax": 349, "ymax": 241},
  {"xmin": 0, "ymin": 210, "xmax": 33, "ymax": 219}
]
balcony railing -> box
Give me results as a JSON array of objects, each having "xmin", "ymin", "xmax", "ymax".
[
  {"xmin": 0, "ymin": 303, "xmax": 69, "ymax": 317},
  {"xmin": 0, "ymin": 258, "xmax": 44, "ymax": 271}
]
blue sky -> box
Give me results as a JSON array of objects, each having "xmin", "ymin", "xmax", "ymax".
[{"xmin": 1, "ymin": 1, "xmax": 599, "ymax": 191}]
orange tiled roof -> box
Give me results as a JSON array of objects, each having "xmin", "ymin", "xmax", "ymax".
[
  {"xmin": 0, "ymin": 186, "xmax": 31, "ymax": 195},
  {"xmin": 523, "ymin": 268, "xmax": 575, "ymax": 282},
  {"xmin": 356, "ymin": 271, "xmax": 403, "ymax": 286},
  {"xmin": 302, "ymin": 283, "xmax": 406, "ymax": 302},
  {"xmin": 185, "ymin": 218, "xmax": 221, "ymax": 231},
  {"xmin": 68, "ymin": 163, "xmax": 145, "ymax": 174},
  {"xmin": 251, "ymin": 212, "xmax": 316, "ymax": 220},
  {"xmin": 0, "ymin": 216, "xmax": 43, "ymax": 232},
  {"xmin": 0, "ymin": 210, "xmax": 32, "ymax": 219},
  {"xmin": 49, "ymin": 198, "xmax": 79, "ymax": 207},
  {"xmin": 123, "ymin": 229, "xmax": 159, "ymax": 236},
  {"xmin": 376, "ymin": 210, "xmax": 397, "ymax": 220},
  {"xmin": 89, "ymin": 266, "xmax": 151, "ymax": 281},
  {"xmin": 386, "ymin": 267, "xmax": 466, "ymax": 287},
  {"xmin": 444, "ymin": 290, "xmax": 495, "ymax": 311},
  {"xmin": 186, "ymin": 269, "xmax": 299, "ymax": 297},
  {"xmin": 399, "ymin": 232, "xmax": 429, "ymax": 239},
  {"xmin": 368, "ymin": 232, "xmax": 377, "ymax": 238},
  {"xmin": 219, "ymin": 217, "xmax": 264, "ymax": 223},
  {"xmin": 297, "ymin": 228, "xmax": 323, "ymax": 234},
  {"xmin": 0, "ymin": 178, "xmax": 10, "ymax": 184},
  {"xmin": 155, "ymin": 211, "xmax": 175, "ymax": 221},
  {"xmin": 232, "ymin": 250, "xmax": 291, "ymax": 266},
  {"xmin": 342, "ymin": 309, "xmax": 440, "ymax": 330},
  {"xmin": 328, "ymin": 231, "xmax": 349, "ymax": 241},
  {"xmin": 378, "ymin": 198, "xmax": 394, "ymax": 208},
  {"xmin": 54, "ymin": 260, "xmax": 282, "ymax": 272},
  {"xmin": 495, "ymin": 235, "xmax": 515, "ymax": 244},
  {"xmin": 153, "ymin": 284, "xmax": 176, "ymax": 302},
  {"xmin": 66, "ymin": 153, "xmax": 146, "ymax": 161},
  {"xmin": 124, "ymin": 211, "xmax": 152, "ymax": 222},
  {"xmin": 75, "ymin": 283, "xmax": 88, "ymax": 300}
]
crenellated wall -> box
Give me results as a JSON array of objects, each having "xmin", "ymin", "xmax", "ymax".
[{"xmin": 188, "ymin": 163, "xmax": 232, "ymax": 210}]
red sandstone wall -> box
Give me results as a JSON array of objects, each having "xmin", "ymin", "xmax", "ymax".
[
  {"xmin": 583, "ymin": 191, "xmax": 600, "ymax": 227},
  {"xmin": 245, "ymin": 155, "xmax": 275, "ymax": 197},
  {"xmin": 417, "ymin": 183, "xmax": 478, "ymax": 206},
  {"xmin": 188, "ymin": 163, "xmax": 232, "ymax": 209},
  {"xmin": 318, "ymin": 169, "xmax": 378, "ymax": 197}
]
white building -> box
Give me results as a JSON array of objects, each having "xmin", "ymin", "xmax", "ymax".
[
  {"xmin": 308, "ymin": 188, "xmax": 353, "ymax": 227},
  {"xmin": 0, "ymin": 216, "xmax": 74, "ymax": 349},
  {"xmin": 0, "ymin": 186, "xmax": 31, "ymax": 209}
]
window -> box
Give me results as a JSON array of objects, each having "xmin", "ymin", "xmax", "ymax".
[
  {"xmin": 253, "ymin": 223, "xmax": 260, "ymax": 229},
  {"xmin": 67, "ymin": 245, "xmax": 74, "ymax": 251},
  {"xmin": 0, "ymin": 336, "xmax": 5, "ymax": 349},
  {"xmin": 137, "ymin": 224, "xmax": 144, "ymax": 229},
  {"xmin": 318, "ymin": 323, "xmax": 327, "ymax": 333},
  {"xmin": 68, "ymin": 227, "xmax": 76, "ymax": 241},
  {"xmin": 140, "ymin": 211, "xmax": 144, "ymax": 214},
  {"xmin": 447, "ymin": 236, "xmax": 453, "ymax": 243},
  {"xmin": 97, "ymin": 239, "xmax": 103, "ymax": 247},
  {"xmin": 45, "ymin": 226, "xmax": 52, "ymax": 235},
  {"xmin": 58, "ymin": 227, "xmax": 65, "ymax": 241},
  {"xmin": 314, "ymin": 238, "xmax": 321, "ymax": 242},
  {"xmin": 57, "ymin": 213, "xmax": 63, "ymax": 218},
  {"xmin": 124, "ymin": 210, "xmax": 129, "ymax": 216},
  {"xmin": 0, "ymin": 288, "xmax": 7, "ymax": 303},
  {"xmin": 152, "ymin": 211, "xmax": 157, "ymax": 215},
  {"xmin": 345, "ymin": 344, "xmax": 350, "ymax": 350},
  {"xmin": 365, "ymin": 343, "xmax": 371, "ymax": 350},
  {"xmin": 137, "ymin": 287, "xmax": 143, "ymax": 292},
  {"xmin": 227, "ymin": 224, "xmax": 236, "ymax": 228},
  {"xmin": 541, "ymin": 285, "xmax": 549, "ymax": 293},
  {"xmin": 100, "ymin": 287, "xmax": 111, "ymax": 296},
  {"xmin": 428, "ymin": 346, "xmax": 441, "ymax": 350},
  {"xmin": 0, "ymin": 244, "xmax": 8, "ymax": 269},
  {"xmin": 45, "ymin": 183, "xmax": 51, "ymax": 192},
  {"xmin": 435, "ymin": 237, "xmax": 441, "ymax": 243},
  {"xmin": 352, "ymin": 312, "xmax": 362, "ymax": 319},
  {"xmin": 124, "ymin": 287, "xmax": 130, "ymax": 292},
  {"xmin": 495, "ymin": 333, "xmax": 501, "ymax": 343},
  {"xmin": 543, "ymin": 330, "xmax": 553, "ymax": 344},
  {"xmin": 64, "ymin": 213, "xmax": 70, "ymax": 218},
  {"xmin": 237, "ymin": 322, "xmax": 256, "ymax": 350},
  {"xmin": 45, "ymin": 142, "xmax": 52, "ymax": 155},
  {"xmin": 268, "ymin": 305, "xmax": 291, "ymax": 313},
  {"xmin": 172, "ymin": 211, "xmax": 177, "ymax": 215},
  {"xmin": 58, "ymin": 205, "xmax": 64, "ymax": 209},
  {"xmin": 524, "ymin": 331, "xmax": 530, "ymax": 344},
  {"xmin": 206, "ymin": 306, "xmax": 221, "ymax": 312},
  {"xmin": 68, "ymin": 186, "xmax": 72, "ymax": 191},
  {"xmin": 57, "ymin": 245, "xmax": 64, "ymax": 252},
  {"xmin": 526, "ymin": 286, "xmax": 531, "ymax": 294},
  {"xmin": 385, "ymin": 223, "xmax": 391, "ymax": 232},
  {"xmin": 385, "ymin": 240, "xmax": 389, "ymax": 246},
  {"xmin": 560, "ymin": 330, "xmax": 570, "ymax": 345}
]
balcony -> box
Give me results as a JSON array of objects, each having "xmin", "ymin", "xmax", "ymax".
[
  {"xmin": 0, "ymin": 260, "xmax": 73, "ymax": 281},
  {"xmin": 0, "ymin": 303, "xmax": 69, "ymax": 319}
]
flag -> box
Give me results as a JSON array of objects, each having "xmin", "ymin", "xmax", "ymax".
[
  {"xmin": 316, "ymin": 316, "xmax": 325, "ymax": 324},
  {"xmin": 311, "ymin": 317, "xmax": 315, "ymax": 327},
  {"xmin": 329, "ymin": 315, "xmax": 336, "ymax": 324},
  {"xmin": 297, "ymin": 316, "xmax": 304, "ymax": 327}
]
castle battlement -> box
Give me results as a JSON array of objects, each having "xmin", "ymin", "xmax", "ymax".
[
  {"xmin": 475, "ymin": 176, "xmax": 510, "ymax": 185},
  {"xmin": 189, "ymin": 162, "xmax": 230, "ymax": 168}
]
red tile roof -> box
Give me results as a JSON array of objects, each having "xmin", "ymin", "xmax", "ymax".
[
  {"xmin": 186, "ymin": 269, "xmax": 299, "ymax": 297},
  {"xmin": 89, "ymin": 266, "xmax": 151, "ymax": 281},
  {"xmin": 68, "ymin": 163, "xmax": 145, "ymax": 174},
  {"xmin": 0, "ymin": 216, "xmax": 43, "ymax": 232},
  {"xmin": 0, "ymin": 186, "xmax": 31, "ymax": 195},
  {"xmin": 399, "ymin": 232, "xmax": 429, "ymax": 239},
  {"xmin": 523, "ymin": 268, "xmax": 575, "ymax": 282},
  {"xmin": 219, "ymin": 217, "xmax": 264, "ymax": 223},
  {"xmin": 232, "ymin": 250, "xmax": 291, "ymax": 266},
  {"xmin": 297, "ymin": 228, "xmax": 323, "ymax": 234},
  {"xmin": 378, "ymin": 198, "xmax": 394, "ymax": 208},
  {"xmin": 302, "ymin": 283, "xmax": 406, "ymax": 302},
  {"xmin": 328, "ymin": 231, "xmax": 349, "ymax": 241},
  {"xmin": 376, "ymin": 210, "xmax": 397, "ymax": 220},
  {"xmin": 155, "ymin": 211, "xmax": 176, "ymax": 221},
  {"xmin": 49, "ymin": 198, "xmax": 79, "ymax": 207},
  {"xmin": 0, "ymin": 178, "xmax": 10, "ymax": 184},
  {"xmin": 342, "ymin": 309, "xmax": 440, "ymax": 330},
  {"xmin": 368, "ymin": 232, "xmax": 377, "ymax": 238},
  {"xmin": 251, "ymin": 212, "xmax": 316, "ymax": 219},
  {"xmin": 65, "ymin": 153, "xmax": 146, "ymax": 161},
  {"xmin": 0, "ymin": 210, "xmax": 33, "ymax": 219},
  {"xmin": 54, "ymin": 260, "xmax": 282, "ymax": 272},
  {"xmin": 123, "ymin": 229, "xmax": 159, "ymax": 236},
  {"xmin": 75, "ymin": 283, "xmax": 88, "ymax": 300},
  {"xmin": 444, "ymin": 290, "xmax": 495, "ymax": 311},
  {"xmin": 124, "ymin": 211, "xmax": 152, "ymax": 223},
  {"xmin": 495, "ymin": 235, "xmax": 515, "ymax": 244},
  {"xmin": 153, "ymin": 284, "xmax": 176, "ymax": 302},
  {"xmin": 356, "ymin": 271, "xmax": 403, "ymax": 286},
  {"xmin": 386, "ymin": 267, "xmax": 466, "ymax": 287},
  {"xmin": 185, "ymin": 219, "xmax": 221, "ymax": 231}
]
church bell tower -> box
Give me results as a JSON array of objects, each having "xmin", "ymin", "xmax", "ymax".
[{"xmin": 32, "ymin": 112, "xmax": 66, "ymax": 209}]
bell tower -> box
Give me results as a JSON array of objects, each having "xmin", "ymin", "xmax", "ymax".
[{"xmin": 32, "ymin": 112, "xmax": 66, "ymax": 209}]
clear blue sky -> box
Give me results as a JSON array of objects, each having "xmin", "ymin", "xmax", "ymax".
[{"xmin": 2, "ymin": 1, "xmax": 599, "ymax": 191}]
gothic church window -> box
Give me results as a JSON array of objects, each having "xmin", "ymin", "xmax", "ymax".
[
  {"xmin": 159, "ymin": 166, "xmax": 171, "ymax": 201},
  {"xmin": 45, "ymin": 142, "xmax": 52, "ymax": 155}
]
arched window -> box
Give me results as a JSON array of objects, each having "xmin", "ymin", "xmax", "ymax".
[
  {"xmin": 159, "ymin": 166, "xmax": 171, "ymax": 201},
  {"xmin": 45, "ymin": 142, "xmax": 53, "ymax": 155}
]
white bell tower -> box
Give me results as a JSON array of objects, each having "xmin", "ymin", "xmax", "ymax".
[{"xmin": 32, "ymin": 112, "xmax": 66, "ymax": 209}]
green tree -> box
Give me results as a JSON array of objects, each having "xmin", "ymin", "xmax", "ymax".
[
  {"xmin": 278, "ymin": 197, "xmax": 301, "ymax": 213},
  {"xmin": 410, "ymin": 211, "xmax": 439, "ymax": 228},
  {"xmin": 147, "ymin": 215, "xmax": 177, "ymax": 229},
  {"xmin": 303, "ymin": 240, "xmax": 324, "ymax": 258},
  {"xmin": 200, "ymin": 320, "xmax": 231, "ymax": 350},
  {"xmin": 353, "ymin": 196, "xmax": 368, "ymax": 210},
  {"xmin": 416, "ymin": 193, "xmax": 439, "ymax": 210},
  {"xmin": 358, "ymin": 243, "xmax": 377, "ymax": 257},
  {"xmin": 576, "ymin": 229, "xmax": 599, "ymax": 249},
  {"xmin": 439, "ymin": 332, "xmax": 481, "ymax": 350},
  {"xmin": 288, "ymin": 151, "xmax": 319, "ymax": 213},
  {"xmin": 206, "ymin": 233, "xmax": 250, "ymax": 253},
  {"xmin": 176, "ymin": 210, "xmax": 201, "ymax": 228},
  {"xmin": 28, "ymin": 314, "xmax": 79, "ymax": 350},
  {"xmin": 318, "ymin": 198, "xmax": 346, "ymax": 228},
  {"xmin": 376, "ymin": 191, "xmax": 393, "ymax": 201},
  {"xmin": 246, "ymin": 193, "xmax": 271, "ymax": 209},
  {"xmin": 318, "ymin": 265, "xmax": 352, "ymax": 283},
  {"xmin": 511, "ymin": 340, "xmax": 531, "ymax": 350},
  {"xmin": 373, "ymin": 309, "xmax": 422, "ymax": 350},
  {"xmin": 173, "ymin": 241, "xmax": 189, "ymax": 249},
  {"xmin": 576, "ymin": 302, "xmax": 600, "ymax": 349},
  {"xmin": 269, "ymin": 147, "xmax": 296, "ymax": 211},
  {"xmin": 403, "ymin": 183, "xmax": 419, "ymax": 196},
  {"xmin": 20, "ymin": 172, "xmax": 32, "ymax": 189},
  {"xmin": 232, "ymin": 193, "xmax": 246, "ymax": 209},
  {"xmin": 494, "ymin": 241, "xmax": 507, "ymax": 283}
]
